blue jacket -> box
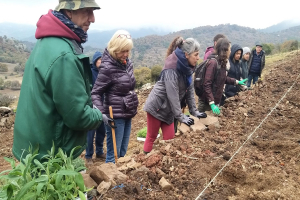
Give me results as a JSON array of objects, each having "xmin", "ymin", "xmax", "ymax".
[
  {"xmin": 91, "ymin": 51, "xmax": 102, "ymax": 86},
  {"xmin": 248, "ymin": 50, "xmax": 265, "ymax": 76}
]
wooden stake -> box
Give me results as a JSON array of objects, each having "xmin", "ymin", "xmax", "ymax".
[{"xmin": 109, "ymin": 106, "xmax": 118, "ymax": 163}]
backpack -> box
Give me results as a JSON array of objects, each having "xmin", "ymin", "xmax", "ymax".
[{"xmin": 194, "ymin": 58, "xmax": 220, "ymax": 96}]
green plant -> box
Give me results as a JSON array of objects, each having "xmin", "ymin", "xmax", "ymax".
[
  {"xmin": 72, "ymin": 157, "xmax": 86, "ymax": 170},
  {"xmin": 137, "ymin": 127, "xmax": 147, "ymax": 138},
  {"xmin": 0, "ymin": 143, "xmax": 89, "ymax": 200}
]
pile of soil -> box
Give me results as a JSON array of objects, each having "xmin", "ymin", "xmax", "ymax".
[{"xmin": 1, "ymin": 51, "xmax": 299, "ymax": 199}]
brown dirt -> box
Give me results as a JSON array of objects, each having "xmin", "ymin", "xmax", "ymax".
[{"xmin": 1, "ymin": 51, "xmax": 300, "ymax": 199}]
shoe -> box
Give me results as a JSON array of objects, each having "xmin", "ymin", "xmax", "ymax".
[
  {"xmin": 96, "ymin": 153, "xmax": 106, "ymax": 159},
  {"xmin": 143, "ymin": 150, "xmax": 149, "ymax": 155},
  {"xmin": 247, "ymin": 87, "xmax": 252, "ymax": 90},
  {"xmin": 86, "ymin": 158, "xmax": 93, "ymax": 165}
]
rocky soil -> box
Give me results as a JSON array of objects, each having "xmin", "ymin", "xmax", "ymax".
[{"xmin": 1, "ymin": 51, "xmax": 300, "ymax": 199}]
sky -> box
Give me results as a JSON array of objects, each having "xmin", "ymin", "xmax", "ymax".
[{"xmin": 0, "ymin": 0, "xmax": 299, "ymax": 32}]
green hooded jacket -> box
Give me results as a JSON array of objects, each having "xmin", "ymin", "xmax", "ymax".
[{"xmin": 12, "ymin": 36, "xmax": 103, "ymax": 161}]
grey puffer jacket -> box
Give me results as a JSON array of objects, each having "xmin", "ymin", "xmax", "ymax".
[
  {"xmin": 91, "ymin": 48, "xmax": 138, "ymax": 119},
  {"xmin": 144, "ymin": 51, "xmax": 199, "ymax": 125}
]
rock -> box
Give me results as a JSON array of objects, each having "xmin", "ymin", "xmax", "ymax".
[
  {"xmin": 159, "ymin": 177, "xmax": 173, "ymax": 191},
  {"xmin": 89, "ymin": 163, "xmax": 128, "ymax": 185},
  {"xmin": 97, "ymin": 181, "xmax": 112, "ymax": 195},
  {"xmin": 0, "ymin": 107, "xmax": 11, "ymax": 115},
  {"xmin": 118, "ymin": 156, "xmax": 132, "ymax": 163},
  {"xmin": 199, "ymin": 115, "xmax": 219, "ymax": 126},
  {"xmin": 87, "ymin": 189, "xmax": 98, "ymax": 198},
  {"xmin": 178, "ymin": 123, "xmax": 190, "ymax": 134},
  {"xmin": 145, "ymin": 153, "xmax": 162, "ymax": 168},
  {"xmin": 190, "ymin": 121, "xmax": 206, "ymax": 132},
  {"xmin": 82, "ymin": 173, "xmax": 98, "ymax": 189},
  {"xmin": 156, "ymin": 168, "xmax": 166, "ymax": 176}
]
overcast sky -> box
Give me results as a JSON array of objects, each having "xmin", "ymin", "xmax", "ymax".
[{"xmin": 0, "ymin": 0, "xmax": 299, "ymax": 31}]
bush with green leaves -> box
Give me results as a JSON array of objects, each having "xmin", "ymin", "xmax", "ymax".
[
  {"xmin": 137, "ymin": 127, "xmax": 147, "ymax": 138},
  {"xmin": 0, "ymin": 144, "xmax": 89, "ymax": 200},
  {"xmin": 150, "ymin": 65, "xmax": 162, "ymax": 82}
]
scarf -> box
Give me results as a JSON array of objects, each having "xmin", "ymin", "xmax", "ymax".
[
  {"xmin": 52, "ymin": 10, "xmax": 88, "ymax": 43},
  {"xmin": 174, "ymin": 48, "xmax": 194, "ymax": 87}
]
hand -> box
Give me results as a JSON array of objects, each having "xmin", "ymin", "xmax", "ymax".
[
  {"xmin": 196, "ymin": 112, "xmax": 207, "ymax": 118},
  {"xmin": 238, "ymin": 78, "xmax": 248, "ymax": 85},
  {"xmin": 182, "ymin": 115, "xmax": 194, "ymax": 126},
  {"xmin": 102, "ymin": 114, "xmax": 117, "ymax": 128},
  {"xmin": 210, "ymin": 104, "xmax": 220, "ymax": 115}
]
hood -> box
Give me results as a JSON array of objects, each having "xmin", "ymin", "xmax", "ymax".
[
  {"xmin": 230, "ymin": 44, "xmax": 243, "ymax": 61},
  {"xmin": 91, "ymin": 51, "xmax": 102, "ymax": 70},
  {"xmin": 35, "ymin": 9, "xmax": 80, "ymax": 43},
  {"xmin": 205, "ymin": 46, "xmax": 214, "ymax": 55}
]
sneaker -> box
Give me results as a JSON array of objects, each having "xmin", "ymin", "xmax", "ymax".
[
  {"xmin": 247, "ymin": 87, "xmax": 252, "ymax": 90},
  {"xmin": 96, "ymin": 153, "xmax": 106, "ymax": 159},
  {"xmin": 86, "ymin": 158, "xmax": 93, "ymax": 165}
]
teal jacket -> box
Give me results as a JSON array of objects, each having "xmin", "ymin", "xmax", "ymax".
[{"xmin": 13, "ymin": 35, "xmax": 103, "ymax": 161}]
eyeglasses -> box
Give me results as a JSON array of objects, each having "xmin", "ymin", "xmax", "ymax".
[{"xmin": 117, "ymin": 34, "xmax": 131, "ymax": 39}]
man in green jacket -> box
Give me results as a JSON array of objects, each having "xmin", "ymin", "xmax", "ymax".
[{"xmin": 13, "ymin": 0, "xmax": 105, "ymax": 161}]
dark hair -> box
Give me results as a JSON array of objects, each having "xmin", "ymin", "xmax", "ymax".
[
  {"xmin": 214, "ymin": 38, "xmax": 231, "ymax": 67},
  {"xmin": 166, "ymin": 36, "xmax": 183, "ymax": 57},
  {"xmin": 213, "ymin": 34, "xmax": 226, "ymax": 42}
]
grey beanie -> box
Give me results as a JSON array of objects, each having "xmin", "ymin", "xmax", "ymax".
[{"xmin": 242, "ymin": 47, "xmax": 251, "ymax": 56}]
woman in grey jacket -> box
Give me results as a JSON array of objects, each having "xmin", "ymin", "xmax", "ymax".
[{"xmin": 143, "ymin": 37, "xmax": 206, "ymax": 153}]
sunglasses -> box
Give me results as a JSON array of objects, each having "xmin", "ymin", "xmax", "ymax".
[{"xmin": 117, "ymin": 34, "xmax": 131, "ymax": 39}]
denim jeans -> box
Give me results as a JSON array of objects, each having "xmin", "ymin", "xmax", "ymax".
[
  {"xmin": 105, "ymin": 118, "xmax": 132, "ymax": 163},
  {"xmin": 247, "ymin": 74, "xmax": 259, "ymax": 87},
  {"xmin": 85, "ymin": 122, "xmax": 106, "ymax": 159}
]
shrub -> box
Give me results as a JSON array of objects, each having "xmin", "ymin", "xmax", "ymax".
[
  {"xmin": 0, "ymin": 94, "xmax": 14, "ymax": 106},
  {"xmin": 137, "ymin": 127, "xmax": 147, "ymax": 138},
  {"xmin": 134, "ymin": 67, "xmax": 151, "ymax": 88},
  {"xmin": 150, "ymin": 65, "xmax": 162, "ymax": 82},
  {"xmin": 0, "ymin": 63, "xmax": 8, "ymax": 72}
]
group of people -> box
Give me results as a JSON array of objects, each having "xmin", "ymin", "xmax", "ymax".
[{"xmin": 12, "ymin": 0, "xmax": 265, "ymax": 163}]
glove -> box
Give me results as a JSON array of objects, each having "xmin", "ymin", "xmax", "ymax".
[
  {"xmin": 102, "ymin": 114, "xmax": 117, "ymax": 128},
  {"xmin": 238, "ymin": 78, "xmax": 248, "ymax": 85},
  {"xmin": 196, "ymin": 112, "xmax": 207, "ymax": 118},
  {"xmin": 182, "ymin": 115, "xmax": 194, "ymax": 126},
  {"xmin": 210, "ymin": 104, "xmax": 220, "ymax": 115}
]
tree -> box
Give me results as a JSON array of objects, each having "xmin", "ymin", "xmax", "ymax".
[
  {"xmin": 0, "ymin": 63, "xmax": 8, "ymax": 72},
  {"xmin": 134, "ymin": 67, "xmax": 151, "ymax": 88},
  {"xmin": 151, "ymin": 65, "xmax": 162, "ymax": 82}
]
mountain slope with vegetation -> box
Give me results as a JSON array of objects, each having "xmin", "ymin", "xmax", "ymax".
[{"xmin": 131, "ymin": 24, "xmax": 300, "ymax": 68}]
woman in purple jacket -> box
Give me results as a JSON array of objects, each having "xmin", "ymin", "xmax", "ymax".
[{"xmin": 91, "ymin": 30, "xmax": 138, "ymax": 163}]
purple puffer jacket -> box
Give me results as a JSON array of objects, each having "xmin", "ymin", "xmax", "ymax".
[{"xmin": 91, "ymin": 48, "xmax": 138, "ymax": 119}]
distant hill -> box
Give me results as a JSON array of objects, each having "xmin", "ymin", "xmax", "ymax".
[
  {"xmin": 131, "ymin": 24, "xmax": 300, "ymax": 67},
  {"xmin": 0, "ymin": 22, "xmax": 170, "ymax": 49},
  {"xmin": 259, "ymin": 19, "xmax": 300, "ymax": 33}
]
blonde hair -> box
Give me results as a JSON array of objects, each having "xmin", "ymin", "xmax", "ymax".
[{"xmin": 107, "ymin": 30, "xmax": 133, "ymax": 60}]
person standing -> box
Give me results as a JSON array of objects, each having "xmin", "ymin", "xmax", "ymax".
[
  {"xmin": 197, "ymin": 38, "xmax": 247, "ymax": 115},
  {"xmin": 203, "ymin": 34, "xmax": 226, "ymax": 60},
  {"xmin": 85, "ymin": 51, "xmax": 106, "ymax": 165},
  {"xmin": 247, "ymin": 43, "xmax": 265, "ymax": 88},
  {"xmin": 224, "ymin": 44, "xmax": 244, "ymax": 98},
  {"xmin": 143, "ymin": 37, "xmax": 206, "ymax": 153},
  {"xmin": 241, "ymin": 47, "xmax": 251, "ymax": 80},
  {"xmin": 13, "ymin": 0, "xmax": 103, "ymax": 161},
  {"xmin": 91, "ymin": 30, "xmax": 138, "ymax": 163}
]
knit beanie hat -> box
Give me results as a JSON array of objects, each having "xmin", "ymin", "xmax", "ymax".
[{"xmin": 242, "ymin": 47, "xmax": 250, "ymax": 56}]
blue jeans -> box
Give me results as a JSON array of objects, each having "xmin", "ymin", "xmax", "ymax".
[
  {"xmin": 85, "ymin": 122, "xmax": 106, "ymax": 159},
  {"xmin": 105, "ymin": 118, "xmax": 132, "ymax": 163},
  {"xmin": 247, "ymin": 74, "xmax": 259, "ymax": 87}
]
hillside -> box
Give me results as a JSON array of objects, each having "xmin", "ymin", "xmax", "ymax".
[
  {"xmin": 131, "ymin": 24, "xmax": 300, "ymax": 67},
  {"xmin": 1, "ymin": 50, "xmax": 300, "ymax": 199}
]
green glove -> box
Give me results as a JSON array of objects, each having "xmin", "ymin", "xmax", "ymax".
[
  {"xmin": 238, "ymin": 78, "xmax": 248, "ymax": 85},
  {"xmin": 210, "ymin": 104, "xmax": 220, "ymax": 115}
]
